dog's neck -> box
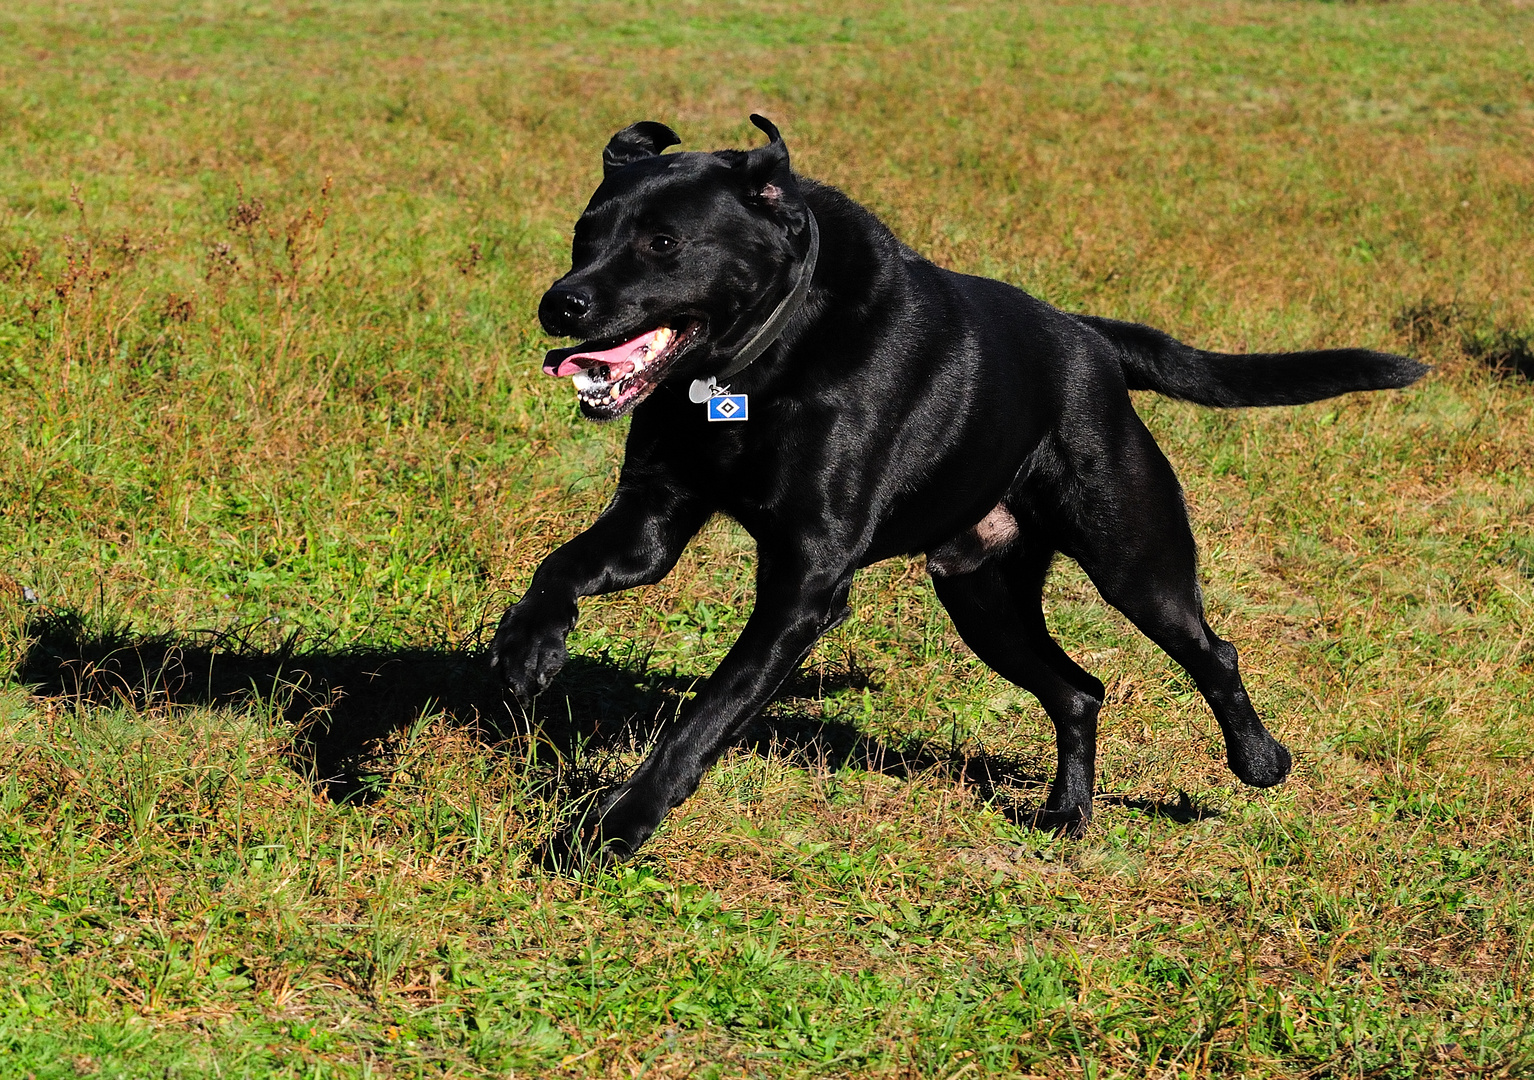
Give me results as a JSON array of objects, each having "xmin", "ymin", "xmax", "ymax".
[
  {"xmin": 689, "ymin": 211, "xmax": 820, "ymax": 403},
  {"xmin": 718, "ymin": 210, "xmax": 820, "ymax": 383},
  {"xmin": 671, "ymin": 180, "xmax": 909, "ymax": 410},
  {"xmin": 736, "ymin": 183, "xmax": 909, "ymax": 387}
]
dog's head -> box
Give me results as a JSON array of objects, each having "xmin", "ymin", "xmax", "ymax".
[{"xmin": 540, "ymin": 114, "xmax": 815, "ymax": 419}]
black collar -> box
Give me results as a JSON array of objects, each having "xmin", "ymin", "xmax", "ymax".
[{"xmin": 689, "ymin": 210, "xmax": 819, "ymax": 401}]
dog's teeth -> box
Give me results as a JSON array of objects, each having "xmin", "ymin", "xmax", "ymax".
[{"xmin": 567, "ymin": 331, "xmax": 673, "ymax": 412}]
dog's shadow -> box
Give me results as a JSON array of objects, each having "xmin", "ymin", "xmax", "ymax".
[{"xmin": 12, "ymin": 610, "xmax": 1214, "ymax": 828}]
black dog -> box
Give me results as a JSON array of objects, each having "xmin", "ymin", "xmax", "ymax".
[{"xmin": 492, "ymin": 115, "xmax": 1425, "ymax": 868}]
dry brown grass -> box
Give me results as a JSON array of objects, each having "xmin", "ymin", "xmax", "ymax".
[{"xmin": 2, "ymin": 0, "xmax": 1532, "ymax": 1075}]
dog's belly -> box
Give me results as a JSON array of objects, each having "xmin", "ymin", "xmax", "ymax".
[{"xmin": 924, "ymin": 503, "xmax": 1020, "ymax": 578}]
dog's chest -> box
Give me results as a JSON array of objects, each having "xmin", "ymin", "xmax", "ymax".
[{"xmin": 656, "ymin": 409, "xmax": 841, "ymax": 526}]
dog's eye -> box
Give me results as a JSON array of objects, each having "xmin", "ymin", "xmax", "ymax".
[{"xmin": 648, "ymin": 235, "xmax": 679, "ymax": 254}]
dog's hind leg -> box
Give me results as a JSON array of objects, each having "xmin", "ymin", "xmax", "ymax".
[
  {"xmin": 1061, "ymin": 416, "xmax": 1292, "ymax": 791},
  {"xmin": 933, "ymin": 546, "xmax": 1105, "ymax": 834}
]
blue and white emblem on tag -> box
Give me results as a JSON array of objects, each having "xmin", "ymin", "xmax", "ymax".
[{"xmin": 706, "ymin": 394, "xmax": 748, "ymax": 422}]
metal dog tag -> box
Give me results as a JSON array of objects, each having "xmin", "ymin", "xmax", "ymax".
[
  {"xmin": 690, "ymin": 377, "xmax": 748, "ymax": 420},
  {"xmin": 707, "ymin": 393, "xmax": 748, "ymax": 421}
]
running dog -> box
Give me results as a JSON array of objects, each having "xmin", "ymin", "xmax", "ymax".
[{"xmin": 492, "ymin": 115, "xmax": 1425, "ymax": 868}]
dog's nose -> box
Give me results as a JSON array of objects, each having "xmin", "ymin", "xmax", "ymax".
[{"xmin": 540, "ymin": 287, "xmax": 593, "ymax": 336}]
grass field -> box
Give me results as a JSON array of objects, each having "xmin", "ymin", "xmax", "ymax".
[{"xmin": 2, "ymin": 0, "xmax": 1533, "ymax": 1075}]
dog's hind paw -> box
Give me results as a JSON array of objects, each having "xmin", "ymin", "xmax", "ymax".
[{"xmin": 1031, "ymin": 802, "xmax": 1092, "ymax": 839}]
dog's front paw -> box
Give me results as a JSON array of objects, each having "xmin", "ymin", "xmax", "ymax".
[
  {"xmin": 489, "ymin": 600, "xmax": 573, "ymax": 707},
  {"xmin": 533, "ymin": 826, "xmax": 629, "ymax": 876},
  {"xmin": 1228, "ymin": 732, "xmax": 1292, "ymax": 789},
  {"xmin": 532, "ymin": 791, "xmax": 658, "ymax": 875}
]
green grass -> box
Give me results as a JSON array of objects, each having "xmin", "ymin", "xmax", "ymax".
[{"xmin": 2, "ymin": 0, "xmax": 1533, "ymax": 1075}]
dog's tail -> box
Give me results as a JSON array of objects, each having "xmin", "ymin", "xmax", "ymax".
[{"xmin": 1078, "ymin": 314, "xmax": 1428, "ymax": 407}]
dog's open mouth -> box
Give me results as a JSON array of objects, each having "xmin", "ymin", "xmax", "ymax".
[{"xmin": 544, "ymin": 322, "xmax": 701, "ymax": 419}]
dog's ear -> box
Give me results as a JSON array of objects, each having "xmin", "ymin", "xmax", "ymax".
[
  {"xmin": 741, "ymin": 114, "xmax": 807, "ymax": 231},
  {"xmin": 602, "ymin": 121, "xmax": 681, "ymax": 176}
]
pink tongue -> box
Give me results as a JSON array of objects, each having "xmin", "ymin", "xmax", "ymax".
[{"xmin": 545, "ymin": 329, "xmax": 665, "ymax": 377}]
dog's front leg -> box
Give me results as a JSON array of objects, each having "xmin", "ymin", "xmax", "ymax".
[
  {"xmin": 538, "ymin": 557, "xmax": 854, "ymax": 870},
  {"xmin": 491, "ymin": 483, "xmax": 708, "ymax": 705}
]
